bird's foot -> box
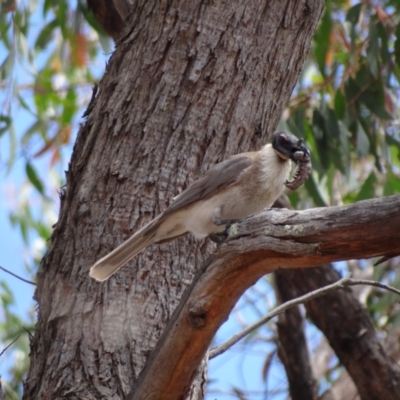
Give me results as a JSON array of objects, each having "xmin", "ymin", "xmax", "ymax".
[
  {"xmin": 212, "ymin": 215, "xmax": 242, "ymax": 227},
  {"xmin": 209, "ymin": 218, "xmax": 241, "ymax": 244},
  {"xmin": 209, "ymin": 231, "xmax": 229, "ymax": 244}
]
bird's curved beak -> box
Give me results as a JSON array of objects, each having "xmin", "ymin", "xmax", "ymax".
[
  {"xmin": 290, "ymin": 139, "xmax": 311, "ymax": 164},
  {"xmin": 272, "ymin": 131, "xmax": 311, "ymax": 163}
]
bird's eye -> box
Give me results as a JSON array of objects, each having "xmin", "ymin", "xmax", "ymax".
[{"xmin": 279, "ymin": 134, "xmax": 288, "ymax": 144}]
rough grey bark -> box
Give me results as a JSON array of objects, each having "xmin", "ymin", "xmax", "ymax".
[
  {"xmin": 275, "ymin": 272, "xmax": 318, "ymax": 400},
  {"xmin": 23, "ymin": 1, "xmax": 326, "ymax": 399}
]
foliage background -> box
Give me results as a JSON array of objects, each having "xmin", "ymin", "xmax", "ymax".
[{"xmin": 1, "ymin": 0, "xmax": 399, "ymax": 399}]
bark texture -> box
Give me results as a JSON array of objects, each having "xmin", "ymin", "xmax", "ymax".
[
  {"xmin": 275, "ymin": 272, "xmax": 318, "ymax": 400},
  {"xmin": 127, "ymin": 195, "xmax": 400, "ymax": 400},
  {"xmin": 24, "ymin": 1, "xmax": 326, "ymax": 399}
]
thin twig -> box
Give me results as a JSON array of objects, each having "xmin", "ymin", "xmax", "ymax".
[
  {"xmin": 346, "ymin": 279, "xmax": 400, "ymax": 297},
  {"xmin": 209, "ymin": 274, "xmax": 400, "ymax": 359},
  {"xmin": 373, "ymin": 255, "xmax": 398, "ymax": 266},
  {"xmin": 22, "ymin": 327, "xmax": 34, "ymax": 341},
  {"xmin": 0, "ymin": 335, "xmax": 21, "ymax": 357},
  {"xmin": 0, "ymin": 266, "xmax": 36, "ymax": 286},
  {"xmin": 209, "ymin": 274, "xmax": 352, "ymax": 359}
]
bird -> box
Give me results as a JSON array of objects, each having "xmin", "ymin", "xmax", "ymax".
[{"xmin": 90, "ymin": 131, "xmax": 311, "ymax": 281}]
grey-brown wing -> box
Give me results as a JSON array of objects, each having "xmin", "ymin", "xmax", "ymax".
[{"xmin": 164, "ymin": 154, "xmax": 253, "ymax": 216}]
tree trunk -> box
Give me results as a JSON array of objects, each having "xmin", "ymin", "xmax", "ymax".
[
  {"xmin": 281, "ymin": 265, "xmax": 400, "ymax": 400},
  {"xmin": 23, "ymin": 1, "xmax": 325, "ymax": 399},
  {"xmin": 275, "ymin": 272, "xmax": 318, "ymax": 400}
]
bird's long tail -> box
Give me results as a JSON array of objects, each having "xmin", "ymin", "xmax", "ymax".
[{"xmin": 89, "ymin": 216, "xmax": 162, "ymax": 281}]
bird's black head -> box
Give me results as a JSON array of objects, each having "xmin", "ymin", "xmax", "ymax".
[{"xmin": 272, "ymin": 131, "xmax": 310, "ymax": 163}]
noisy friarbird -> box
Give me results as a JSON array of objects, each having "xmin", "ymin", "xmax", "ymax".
[{"xmin": 90, "ymin": 131, "xmax": 311, "ymax": 281}]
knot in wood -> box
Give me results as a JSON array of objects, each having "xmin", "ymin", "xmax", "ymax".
[{"xmin": 188, "ymin": 302, "xmax": 208, "ymax": 329}]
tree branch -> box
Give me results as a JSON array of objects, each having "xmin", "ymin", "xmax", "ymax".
[
  {"xmin": 0, "ymin": 266, "xmax": 36, "ymax": 285},
  {"xmin": 347, "ymin": 278, "xmax": 400, "ymax": 296},
  {"xmin": 0, "ymin": 335, "xmax": 21, "ymax": 358},
  {"xmin": 210, "ymin": 274, "xmax": 351, "ymax": 359},
  {"xmin": 128, "ymin": 194, "xmax": 400, "ymax": 400},
  {"xmin": 209, "ymin": 274, "xmax": 400, "ymax": 359}
]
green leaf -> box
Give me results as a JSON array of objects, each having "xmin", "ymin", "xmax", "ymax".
[
  {"xmin": 35, "ymin": 19, "xmax": 58, "ymax": 50},
  {"xmin": 339, "ymin": 124, "xmax": 350, "ymax": 177},
  {"xmin": 0, "ymin": 16, "xmax": 12, "ymax": 48},
  {"xmin": 377, "ymin": 22, "xmax": 389, "ymax": 65},
  {"xmin": 334, "ymin": 89, "xmax": 345, "ymax": 120},
  {"xmin": 312, "ymin": 109, "xmax": 325, "ymax": 140},
  {"xmin": 0, "ymin": 114, "xmax": 11, "ymax": 137},
  {"xmin": 312, "ymin": 109, "xmax": 331, "ymax": 170},
  {"xmin": 43, "ymin": 0, "xmax": 52, "ymax": 16},
  {"xmin": 17, "ymin": 93, "xmax": 33, "ymax": 114},
  {"xmin": 288, "ymin": 190, "xmax": 300, "ymax": 208},
  {"xmin": 304, "ymin": 175, "xmax": 328, "ymax": 207},
  {"xmin": 356, "ymin": 122, "xmax": 370, "ymax": 157},
  {"xmin": 286, "ymin": 118, "xmax": 303, "ymax": 139},
  {"xmin": 333, "ymin": 51, "xmax": 349, "ymax": 64},
  {"xmin": 55, "ymin": 1, "xmax": 69, "ymax": 38},
  {"xmin": 344, "ymin": 78, "xmax": 360, "ymax": 118},
  {"xmin": 0, "ymin": 50, "xmax": 15, "ymax": 79},
  {"xmin": 61, "ymin": 89, "xmax": 77, "ymax": 125},
  {"xmin": 17, "ymin": 32, "xmax": 30, "ymax": 62},
  {"xmin": 314, "ymin": 7, "xmax": 332, "ymax": 77},
  {"xmin": 21, "ymin": 120, "xmax": 44, "ymax": 145},
  {"xmin": 346, "ymin": 4, "xmax": 362, "ymax": 24},
  {"xmin": 294, "ymin": 106, "xmax": 306, "ymax": 137},
  {"xmin": 383, "ymin": 171, "xmax": 400, "ymax": 196},
  {"xmin": 324, "ymin": 108, "xmax": 345, "ymax": 173},
  {"xmin": 386, "ymin": 134, "xmax": 400, "ymax": 161},
  {"xmin": 304, "ymin": 123, "xmax": 322, "ymax": 169},
  {"xmin": 35, "ymin": 221, "xmax": 51, "ymax": 240},
  {"xmin": 20, "ymin": 217, "xmax": 28, "ymax": 244},
  {"xmin": 355, "ymin": 172, "xmax": 377, "ymax": 202},
  {"xmin": 326, "ymin": 108, "xmax": 340, "ymax": 139},
  {"xmin": 0, "ymin": 281, "xmax": 15, "ymax": 307},
  {"xmin": 7, "ymin": 123, "xmax": 17, "ymax": 172},
  {"xmin": 367, "ymin": 22, "xmax": 379, "ymax": 78},
  {"xmin": 354, "ymin": 66, "xmax": 391, "ymax": 120},
  {"xmin": 395, "ymin": 23, "xmax": 400, "ymax": 68},
  {"xmin": 25, "ymin": 162, "xmax": 45, "ymax": 195}
]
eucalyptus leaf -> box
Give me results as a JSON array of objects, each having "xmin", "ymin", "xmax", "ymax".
[
  {"xmin": 366, "ymin": 22, "xmax": 379, "ymax": 78},
  {"xmin": 334, "ymin": 89, "xmax": 345, "ymax": 120},
  {"xmin": 356, "ymin": 122, "xmax": 370, "ymax": 157},
  {"xmin": 304, "ymin": 175, "xmax": 328, "ymax": 207},
  {"xmin": 355, "ymin": 172, "xmax": 377, "ymax": 202},
  {"xmin": 25, "ymin": 162, "xmax": 45, "ymax": 195},
  {"xmin": 346, "ymin": 3, "xmax": 362, "ymax": 24}
]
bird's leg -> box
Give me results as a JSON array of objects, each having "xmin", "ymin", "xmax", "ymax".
[
  {"xmin": 212, "ymin": 207, "xmax": 242, "ymax": 227},
  {"xmin": 210, "ymin": 208, "xmax": 241, "ymax": 243}
]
